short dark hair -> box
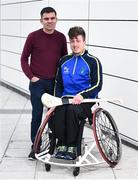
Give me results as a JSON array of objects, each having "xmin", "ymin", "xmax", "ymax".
[
  {"xmin": 68, "ymin": 26, "xmax": 86, "ymax": 40},
  {"xmin": 40, "ymin": 7, "xmax": 57, "ymax": 17}
]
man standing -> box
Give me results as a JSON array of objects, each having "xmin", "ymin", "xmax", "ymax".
[{"xmin": 21, "ymin": 7, "xmax": 67, "ymax": 160}]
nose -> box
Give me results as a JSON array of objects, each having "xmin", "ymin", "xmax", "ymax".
[
  {"xmin": 73, "ymin": 41, "xmax": 78, "ymax": 47},
  {"xmin": 48, "ymin": 19, "xmax": 52, "ymax": 23}
]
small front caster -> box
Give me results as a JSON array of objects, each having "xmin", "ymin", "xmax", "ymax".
[
  {"xmin": 73, "ymin": 167, "xmax": 80, "ymax": 176},
  {"xmin": 45, "ymin": 163, "xmax": 51, "ymax": 172}
]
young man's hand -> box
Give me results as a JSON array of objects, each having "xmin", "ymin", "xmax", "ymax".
[{"xmin": 72, "ymin": 94, "xmax": 83, "ymax": 104}]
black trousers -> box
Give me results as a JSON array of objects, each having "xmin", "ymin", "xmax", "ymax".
[{"xmin": 51, "ymin": 103, "xmax": 93, "ymax": 148}]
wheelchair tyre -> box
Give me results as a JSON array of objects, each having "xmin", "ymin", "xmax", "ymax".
[
  {"xmin": 93, "ymin": 108, "xmax": 122, "ymax": 167},
  {"xmin": 33, "ymin": 113, "xmax": 53, "ymax": 154},
  {"xmin": 73, "ymin": 167, "xmax": 80, "ymax": 176}
]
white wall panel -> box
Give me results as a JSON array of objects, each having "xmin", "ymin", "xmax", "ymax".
[
  {"xmin": 90, "ymin": 0, "xmax": 138, "ymax": 19},
  {"xmin": 1, "ymin": 67, "xmax": 21, "ymax": 86},
  {"xmin": 21, "ymin": 1, "xmax": 48, "ymax": 19},
  {"xmin": 1, "ymin": 67, "xmax": 29, "ymax": 93},
  {"xmin": 1, "ymin": 52, "xmax": 21, "ymax": 71},
  {"xmin": 1, "ymin": 3, "xmax": 21, "ymax": 19},
  {"xmin": 89, "ymin": 21, "xmax": 138, "ymax": 50},
  {"xmin": 100, "ymin": 102, "xmax": 138, "ymax": 143},
  {"xmin": 1, "ymin": 0, "xmax": 20, "ymax": 3},
  {"xmin": 89, "ymin": 47, "xmax": 138, "ymax": 81},
  {"xmin": 101, "ymin": 76, "xmax": 138, "ymax": 111},
  {"xmin": 21, "ymin": 0, "xmax": 34, "ymax": 2},
  {"xmin": 49, "ymin": 0, "xmax": 89, "ymax": 19},
  {"xmin": 1, "ymin": 21, "xmax": 21, "ymax": 36},
  {"xmin": 1, "ymin": 36, "xmax": 21, "ymax": 53}
]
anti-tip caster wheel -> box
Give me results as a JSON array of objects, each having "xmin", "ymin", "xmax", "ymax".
[
  {"xmin": 45, "ymin": 163, "xmax": 51, "ymax": 172},
  {"xmin": 73, "ymin": 167, "xmax": 80, "ymax": 176}
]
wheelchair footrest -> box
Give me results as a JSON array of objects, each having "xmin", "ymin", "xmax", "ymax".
[{"xmin": 35, "ymin": 141, "xmax": 105, "ymax": 167}]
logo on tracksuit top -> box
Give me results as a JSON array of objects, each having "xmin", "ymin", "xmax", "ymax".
[
  {"xmin": 63, "ymin": 66, "xmax": 69, "ymax": 74},
  {"xmin": 80, "ymin": 67, "xmax": 85, "ymax": 74}
]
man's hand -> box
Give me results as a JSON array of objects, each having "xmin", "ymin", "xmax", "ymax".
[
  {"xmin": 72, "ymin": 94, "xmax": 84, "ymax": 104},
  {"xmin": 31, "ymin": 76, "xmax": 40, "ymax": 82}
]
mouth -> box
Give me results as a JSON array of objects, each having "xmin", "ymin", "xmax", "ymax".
[
  {"xmin": 47, "ymin": 24, "xmax": 53, "ymax": 27},
  {"xmin": 73, "ymin": 48, "xmax": 79, "ymax": 51},
  {"xmin": 46, "ymin": 24, "xmax": 55, "ymax": 29}
]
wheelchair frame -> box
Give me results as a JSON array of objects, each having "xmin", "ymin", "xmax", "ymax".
[{"xmin": 34, "ymin": 103, "xmax": 122, "ymax": 176}]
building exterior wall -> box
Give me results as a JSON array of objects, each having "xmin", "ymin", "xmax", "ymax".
[{"xmin": 0, "ymin": 0, "xmax": 138, "ymax": 147}]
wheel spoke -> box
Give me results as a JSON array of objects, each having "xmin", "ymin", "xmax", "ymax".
[{"xmin": 93, "ymin": 108, "xmax": 122, "ymax": 166}]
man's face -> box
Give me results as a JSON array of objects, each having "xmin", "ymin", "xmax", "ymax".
[
  {"xmin": 69, "ymin": 35, "xmax": 86, "ymax": 55},
  {"xmin": 40, "ymin": 12, "xmax": 57, "ymax": 33}
]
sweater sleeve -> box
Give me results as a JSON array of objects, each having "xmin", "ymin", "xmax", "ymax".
[
  {"xmin": 61, "ymin": 35, "xmax": 68, "ymax": 56},
  {"xmin": 20, "ymin": 33, "xmax": 34, "ymax": 80}
]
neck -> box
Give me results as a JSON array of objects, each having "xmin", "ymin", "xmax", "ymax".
[
  {"xmin": 74, "ymin": 49, "xmax": 85, "ymax": 56},
  {"xmin": 43, "ymin": 28, "xmax": 54, "ymax": 34}
]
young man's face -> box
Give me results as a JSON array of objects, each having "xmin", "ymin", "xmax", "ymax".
[
  {"xmin": 69, "ymin": 35, "xmax": 86, "ymax": 55},
  {"xmin": 40, "ymin": 12, "xmax": 57, "ymax": 33}
]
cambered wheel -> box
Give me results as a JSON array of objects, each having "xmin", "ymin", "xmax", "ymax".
[
  {"xmin": 33, "ymin": 112, "xmax": 53, "ymax": 154},
  {"xmin": 93, "ymin": 108, "xmax": 122, "ymax": 167}
]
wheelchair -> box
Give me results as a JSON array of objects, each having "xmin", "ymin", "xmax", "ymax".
[{"xmin": 34, "ymin": 103, "xmax": 122, "ymax": 176}]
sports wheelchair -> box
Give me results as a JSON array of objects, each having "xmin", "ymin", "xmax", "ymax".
[{"xmin": 34, "ymin": 103, "xmax": 122, "ymax": 176}]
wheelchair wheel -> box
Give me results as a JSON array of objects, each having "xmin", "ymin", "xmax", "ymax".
[
  {"xmin": 93, "ymin": 108, "xmax": 122, "ymax": 167},
  {"xmin": 33, "ymin": 112, "xmax": 53, "ymax": 154}
]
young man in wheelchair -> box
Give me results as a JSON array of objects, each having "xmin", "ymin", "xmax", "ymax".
[{"xmin": 47, "ymin": 26, "xmax": 103, "ymax": 160}]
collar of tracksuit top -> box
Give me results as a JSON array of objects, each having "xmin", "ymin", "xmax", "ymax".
[{"xmin": 55, "ymin": 50, "xmax": 102, "ymax": 99}]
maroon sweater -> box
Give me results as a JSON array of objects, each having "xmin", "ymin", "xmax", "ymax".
[{"xmin": 21, "ymin": 29, "xmax": 67, "ymax": 80}]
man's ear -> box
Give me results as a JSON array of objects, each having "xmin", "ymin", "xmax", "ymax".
[{"xmin": 40, "ymin": 18, "xmax": 42, "ymax": 24}]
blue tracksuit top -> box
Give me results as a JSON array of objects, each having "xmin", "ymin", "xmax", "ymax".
[{"xmin": 54, "ymin": 50, "xmax": 103, "ymax": 99}]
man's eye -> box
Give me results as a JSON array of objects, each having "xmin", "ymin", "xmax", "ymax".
[
  {"xmin": 44, "ymin": 17, "xmax": 55, "ymax": 20},
  {"xmin": 51, "ymin": 17, "xmax": 56, "ymax": 20}
]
